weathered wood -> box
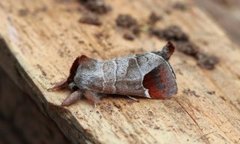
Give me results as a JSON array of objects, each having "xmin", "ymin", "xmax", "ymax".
[{"xmin": 0, "ymin": 0, "xmax": 240, "ymax": 143}]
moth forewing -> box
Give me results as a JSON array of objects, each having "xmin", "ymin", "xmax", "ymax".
[{"xmin": 50, "ymin": 42, "xmax": 178, "ymax": 106}]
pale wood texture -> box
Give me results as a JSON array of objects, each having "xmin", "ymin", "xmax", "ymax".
[{"xmin": 0, "ymin": 0, "xmax": 240, "ymax": 143}]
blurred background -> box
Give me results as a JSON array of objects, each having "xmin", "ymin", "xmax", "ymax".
[
  {"xmin": 0, "ymin": 69, "xmax": 70, "ymax": 143},
  {"xmin": 194, "ymin": 0, "xmax": 240, "ymax": 46},
  {"xmin": 0, "ymin": 0, "xmax": 240, "ymax": 143}
]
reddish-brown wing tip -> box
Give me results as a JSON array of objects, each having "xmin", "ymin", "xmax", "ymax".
[
  {"xmin": 50, "ymin": 55, "xmax": 93, "ymax": 91},
  {"xmin": 161, "ymin": 41, "xmax": 175, "ymax": 60},
  {"xmin": 143, "ymin": 62, "xmax": 177, "ymax": 99},
  {"xmin": 166, "ymin": 41, "xmax": 175, "ymax": 55},
  {"xmin": 67, "ymin": 55, "xmax": 86, "ymax": 82}
]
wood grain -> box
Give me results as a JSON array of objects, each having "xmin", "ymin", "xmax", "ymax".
[{"xmin": 0, "ymin": 0, "xmax": 240, "ymax": 143}]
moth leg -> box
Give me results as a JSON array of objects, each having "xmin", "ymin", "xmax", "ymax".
[
  {"xmin": 127, "ymin": 95, "xmax": 139, "ymax": 102},
  {"xmin": 84, "ymin": 91, "xmax": 102, "ymax": 106},
  {"xmin": 61, "ymin": 90, "xmax": 83, "ymax": 106}
]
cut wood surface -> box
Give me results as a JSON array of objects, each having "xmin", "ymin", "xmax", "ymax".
[{"xmin": 0, "ymin": 0, "xmax": 240, "ymax": 143}]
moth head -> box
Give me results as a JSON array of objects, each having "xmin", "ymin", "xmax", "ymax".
[{"xmin": 68, "ymin": 82, "xmax": 79, "ymax": 91}]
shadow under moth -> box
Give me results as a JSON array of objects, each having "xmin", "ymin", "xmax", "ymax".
[{"xmin": 50, "ymin": 42, "xmax": 178, "ymax": 106}]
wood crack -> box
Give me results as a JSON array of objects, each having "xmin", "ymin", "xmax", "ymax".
[{"xmin": 175, "ymin": 99, "xmax": 211, "ymax": 144}]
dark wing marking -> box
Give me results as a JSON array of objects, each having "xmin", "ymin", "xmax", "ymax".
[
  {"xmin": 49, "ymin": 55, "xmax": 95, "ymax": 91},
  {"xmin": 143, "ymin": 61, "xmax": 177, "ymax": 99},
  {"xmin": 67, "ymin": 55, "xmax": 96, "ymax": 82}
]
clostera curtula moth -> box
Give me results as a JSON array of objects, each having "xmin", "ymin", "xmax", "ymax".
[{"xmin": 50, "ymin": 42, "xmax": 177, "ymax": 106}]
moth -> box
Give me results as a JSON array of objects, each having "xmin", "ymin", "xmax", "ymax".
[{"xmin": 50, "ymin": 42, "xmax": 177, "ymax": 106}]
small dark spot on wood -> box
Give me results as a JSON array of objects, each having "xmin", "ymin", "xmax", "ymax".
[
  {"xmin": 55, "ymin": 0, "xmax": 72, "ymax": 3},
  {"xmin": 78, "ymin": 40, "xmax": 85, "ymax": 44},
  {"xmin": 173, "ymin": 2, "xmax": 188, "ymax": 11},
  {"xmin": 183, "ymin": 88, "xmax": 200, "ymax": 97},
  {"xmin": 123, "ymin": 32, "xmax": 135, "ymax": 41},
  {"xmin": 175, "ymin": 68, "xmax": 183, "ymax": 75},
  {"xmin": 148, "ymin": 12, "xmax": 162, "ymax": 25},
  {"xmin": 207, "ymin": 91, "xmax": 216, "ymax": 95},
  {"xmin": 108, "ymin": 43, "xmax": 112, "ymax": 46},
  {"xmin": 95, "ymin": 32, "xmax": 109, "ymax": 39},
  {"xmin": 131, "ymin": 25, "xmax": 141, "ymax": 36},
  {"xmin": 64, "ymin": 8, "xmax": 75, "ymax": 13},
  {"xmin": 162, "ymin": 25, "xmax": 189, "ymax": 41},
  {"xmin": 18, "ymin": 9, "xmax": 30, "ymax": 17},
  {"xmin": 113, "ymin": 102, "xmax": 122, "ymax": 110},
  {"xmin": 164, "ymin": 9, "xmax": 172, "ymax": 15},
  {"xmin": 175, "ymin": 41, "xmax": 199, "ymax": 57},
  {"xmin": 58, "ymin": 50, "xmax": 64, "ymax": 57},
  {"xmin": 100, "ymin": 103, "xmax": 114, "ymax": 114},
  {"xmin": 196, "ymin": 53, "xmax": 219, "ymax": 70},
  {"xmin": 220, "ymin": 96, "xmax": 226, "ymax": 101},
  {"xmin": 33, "ymin": 6, "xmax": 48, "ymax": 15},
  {"xmin": 36, "ymin": 64, "xmax": 47, "ymax": 76},
  {"xmin": 237, "ymin": 100, "xmax": 240, "ymax": 105},
  {"xmin": 116, "ymin": 14, "xmax": 138, "ymax": 28},
  {"xmin": 73, "ymin": 36, "xmax": 79, "ymax": 40},
  {"xmin": 148, "ymin": 111, "xmax": 154, "ymax": 116},
  {"xmin": 64, "ymin": 28, "xmax": 68, "ymax": 32},
  {"xmin": 79, "ymin": 14, "xmax": 102, "ymax": 26},
  {"xmin": 78, "ymin": 0, "xmax": 111, "ymax": 14},
  {"xmin": 148, "ymin": 27, "xmax": 164, "ymax": 38},
  {"xmin": 116, "ymin": 14, "xmax": 141, "ymax": 37},
  {"xmin": 154, "ymin": 126, "xmax": 160, "ymax": 130}
]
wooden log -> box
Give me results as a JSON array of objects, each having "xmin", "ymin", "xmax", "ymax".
[{"xmin": 0, "ymin": 0, "xmax": 240, "ymax": 143}]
